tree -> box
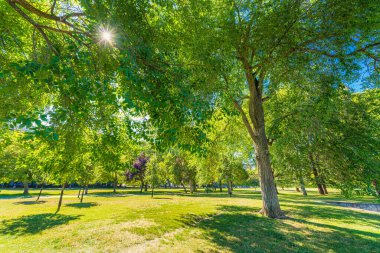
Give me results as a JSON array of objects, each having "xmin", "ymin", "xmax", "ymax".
[
  {"xmin": 267, "ymin": 81, "xmax": 380, "ymax": 197},
  {"xmin": 147, "ymin": 0, "xmax": 378, "ymax": 217},
  {"xmin": 126, "ymin": 153, "xmax": 149, "ymax": 192}
]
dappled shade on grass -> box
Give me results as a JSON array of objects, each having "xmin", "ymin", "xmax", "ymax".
[
  {"xmin": 65, "ymin": 202, "xmax": 98, "ymax": 208},
  {"xmin": 0, "ymin": 213, "xmax": 80, "ymax": 236},
  {"xmin": 180, "ymin": 204, "xmax": 380, "ymax": 253}
]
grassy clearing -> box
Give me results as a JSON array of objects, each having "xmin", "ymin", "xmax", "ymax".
[{"xmin": 0, "ymin": 188, "xmax": 379, "ymax": 253}]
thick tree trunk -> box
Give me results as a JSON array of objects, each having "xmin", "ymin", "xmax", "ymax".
[
  {"xmin": 23, "ymin": 180, "xmax": 29, "ymax": 194},
  {"xmin": 181, "ymin": 181, "xmax": 187, "ymax": 193},
  {"xmin": 254, "ymin": 128, "xmax": 283, "ymax": 218},
  {"xmin": 219, "ymin": 180, "xmax": 223, "ymax": 192},
  {"xmin": 55, "ymin": 183, "xmax": 66, "ymax": 214},
  {"xmin": 235, "ymin": 61, "xmax": 283, "ymax": 218},
  {"xmin": 36, "ymin": 184, "xmax": 44, "ymax": 201}
]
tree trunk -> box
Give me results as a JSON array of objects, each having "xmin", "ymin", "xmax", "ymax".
[
  {"xmin": 140, "ymin": 181, "xmax": 144, "ymax": 193},
  {"xmin": 23, "ymin": 180, "xmax": 29, "ymax": 194},
  {"xmin": 253, "ymin": 128, "xmax": 283, "ymax": 218},
  {"xmin": 300, "ymin": 177, "xmax": 307, "ymax": 196},
  {"xmin": 55, "ymin": 183, "xmax": 66, "ymax": 214},
  {"xmin": 151, "ymin": 184, "xmax": 154, "ymax": 198},
  {"xmin": 372, "ymin": 180, "xmax": 380, "ymax": 195},
  {"xmin": 227, "ymin": 180, "xmax": 232, "ymax": 196},
  {"xmin": 235, "ymin": 62, "xmax": 283, "ymax": 218},
  {"xmin": 85, "ymin": 185, "xmax": 88, "ymax": 195},
  {"xmin": 77, "ymin": 187, "xmax": 82, "ymax": 198},
  {"xmin": 296, "ymin": 187, "xmax": 300, "ymax": 192},
  {"xmin": 113, "ymin": 174, "xmax": 117, "ymax": 193},
  {"xmin": 80, "ymin": 186, "xmax": 85, "ymax": 203},
  {"xmin": 300, "ymin": 185, "xmax": 307, "ymax": 196},
  {"xmin": 144, "ymin": 183, "xmax": 148, "ymax": 191},
  {"xmin": 219, "ymin": 180, "xmax": 223, "ymax": 192},
  {"xmin": 36, "ymin": 184, "xmax": 44, "ymax": 201},
  {"xmin": 181, "ymin": 181, "xmax": 187, "ymax": 193},
  {"xmin": 189, "ymin": 179, "xmax": 195, "ymax": 194},
  {"xmin": 309, "ymin": 152, "xmax": 325, "ymax": 195},
  {"xmin": 322, "ymin": 184, "xmax": 328, "ymax": 194}
]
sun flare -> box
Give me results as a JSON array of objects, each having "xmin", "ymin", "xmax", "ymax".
[{"xmin": 98, "ymin": 25, "xmax": 114, "ymax": 45}]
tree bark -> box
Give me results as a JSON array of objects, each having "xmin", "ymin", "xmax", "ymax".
[
  {"xmin": 36, "ymin": 184, "xmax": 44, "ymax": 201},
  {"xmin": 23, "ymin": 180, "xmax": 29, "ymax": 194},
  {"xmin": 55, "ymin": 183, "xmax": 66, "ymax": 214},
  {"xmin": 322, "ymin": 184, "xmax": 328, "ymax": 194},
  {"xmin": 85, "ymin": 185, "xmax": 88, "ymax": 195},
  {"xmin": 372, "ymin": 180, "xmax": 380, "ymax": 195},
  {"xmin": 181, "ymin": 181, "xmax": 187, "ymax": 193},
  {"xmin": 234, "ymin": 60, "xmax": 283, "ymax": 218},
  {"xmin": 189, "ymin": 179, "xmax": 195, "ymax": 194},
  {"xmin": 113, "ymin": 174, "xmax": 118, "ymax": 193},
  {"xmin": 300, "ymin": 177, "xmax": 307, "ymax": 196},
  {"xmin": 219, "ymin": 180, "xmax": 223, "ymax": 192},
  {"xmin": 227, "ymin": 180, "xmax": 232, "ymax": 196},
  {"xmin": 309, "ymin": 152, "xmax": 325, "ymax": 195},
  {"xmin": 80, "ymin": 186, "xmax": 85, "ymax": 203},
  {"xmin": 296, "ymin": 187, "xmax": 300, "ymax": 192},
  {"xmin": 144, "ymin": 183, "xmax": 148, "ymax": 191},
  {"xmin": 77, "ymin": 187, "xmax": 82, "ymax": 198},
  {"xmin": 140, "ymin": 181, "xmax": 144, "ymax": 193}
]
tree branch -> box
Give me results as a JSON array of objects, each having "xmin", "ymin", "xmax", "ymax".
[
  {"xmin": 233, "ymin": 100, "xmax": 257, "ymax": 142},
  {"xmin": 6, "ymin": 0, "xmax": 58, "ymax": 55}
]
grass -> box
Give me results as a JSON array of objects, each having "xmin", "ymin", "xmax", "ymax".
[{"xmin": 0, "ymin": 188, "xmax": 379, "ymax": 253}]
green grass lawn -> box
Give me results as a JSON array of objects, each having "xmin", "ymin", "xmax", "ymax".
[{"xmin": 0, "ymin": 188, "xmax": 379, "ymax": 253}]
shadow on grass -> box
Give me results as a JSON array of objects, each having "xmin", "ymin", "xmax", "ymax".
[
  {"xmin": 0, "ymin": 213, "xmax": 80, "ymax": 236},
  {"xmin": 179, "ymin": 205, "xmax": 380, "ymax": 253},
  {"xmin": 0, "ymin": 194, "xmax": 33, "ymax": 199},
  {"xmin": 280, "ymin": 201, "xmax": 380, "ymax": 228},
  {"xmin": 13, "ymin": 200, "xmax": 47, "ymax": 205},
  {"xmin": 65, "ymin": 202, "xmax": 98, "ymax": 208}
]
